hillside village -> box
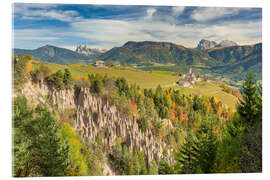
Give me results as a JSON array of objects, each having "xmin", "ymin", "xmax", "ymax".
[{"xmin": 176, "ymin": 67, "xmax": 209, "ymax": 88}]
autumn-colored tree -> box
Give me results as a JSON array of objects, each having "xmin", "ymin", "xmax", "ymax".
[
  {"xmin": 25, "ymin": 61, "xmax": 32, "ymax": 73},
  {"xmin": 83, "ymin": 76, "xmax": 89, "ymax": 82},
  {"xmin": 42, "ymin": 65, "xmax": 52, "ymax": 77},
  {"xmin": 74, "ymin": 76, "xmax": 81, "ymax": 82}
]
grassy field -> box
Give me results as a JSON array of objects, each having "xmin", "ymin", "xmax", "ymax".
[
  {"xmin": 43, "ymin": 63, "xmax": 179, "ymax": 88},
  {"xmin": 169, "ymin": 81, "xmax": 239, "ymax": 109},
  {"xmin": 41, "ymin": 62, "xmax": 238, "ymax": 109}
]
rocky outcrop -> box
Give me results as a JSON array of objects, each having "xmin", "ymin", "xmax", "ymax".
[
  {"xmin": 196, "ymin": 39, "xmax": 217, "ymax": 50},
  {"xmin": 17, "ymin": 80, "xmax": 174, "ymax": 165},
  {"xmin": 76, "ymin": 44, "xmax": 107, "ymax": 56},
  {"xmin": 196, "ymin": 39, "xmax": 238, "ymax": 50},
  {"xmin": 215, "ymin": 40, "xmax": 238, "ymax": 48}
]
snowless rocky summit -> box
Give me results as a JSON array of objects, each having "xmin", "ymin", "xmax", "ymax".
[
  {"xmin": 75, "ymin": 44, "xmax": 107, "ymax": 56},
  {"xmin": 196, "ymin": 39, "xmax": 238, "ymax": 50}
]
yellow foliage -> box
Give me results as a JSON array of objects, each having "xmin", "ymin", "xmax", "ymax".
[
  {"xmin": 118, "ymin": 137, "xmax": 122, "ymax": 143},
  {"xmin": 83, "ymin": 76, "xmax": 89, "ymax": 82},
  {"xmin": 74, "ymin": 76, "xmax": 81, "ymax": 82},
  {"xmin": 25, "ymin": 61, "xmax": 32, "ymax": 73},
  {"xmin": 172, "ymin": 101, "xmax": 176, "ymax": 110},
  {"xmin": 212, "ymin": 96, "xmax": 219, "ymax": 104},
  {"xmin": 61, "ymin": 123, "xmax": 88, "ymax": 176}
]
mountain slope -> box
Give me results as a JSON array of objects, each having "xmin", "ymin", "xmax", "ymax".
[
  {"xmin": 98, "ymin": 41, "xmax": 218, "ymax": 66},
  {"xmin": 98, "ymin": 41, "xmax": 262, "ymax": 80},
  {"xmin": 208, "ymin": 43, "xmax": 262, "ymax": 80},
  {"xmin": 13, "ymin": 45, "xmax": 92, "ymax": 64}
]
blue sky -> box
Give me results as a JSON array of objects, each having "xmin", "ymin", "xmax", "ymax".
[{"xmin": 12, "ymin": 3, "xmax": 262, "ymax": 50}]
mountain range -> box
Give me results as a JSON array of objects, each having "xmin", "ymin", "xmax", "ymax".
[{"xmin": 12, "ymin": 39, "xmax": 262, "ymax": 80}]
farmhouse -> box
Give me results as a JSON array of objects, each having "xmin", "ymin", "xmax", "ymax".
[{"xmin": 94, "ymin": 60, "xmax": 105, "ymax": 67}]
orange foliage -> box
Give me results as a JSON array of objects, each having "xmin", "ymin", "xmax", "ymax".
[
  {"xmin": 160, "ymin": 131, "xmax": 165, "ymax": 140},
  {"xmin": 171, "ymin": 101, "xmax": 176, "ymax": 110},
  {"xmin": 42, "ymin": 66, "xmax": 52, "ymax": 77},
  {"xmin": 25, "ymin": 61, "xmax": 32, "ymax": 73},
  {"xmin": 169, "ymin": 109, "xmax": 176, "ymax": 123},
  {"xmin": 74, "ymin": 76, "xmax": 81, "ymax": 82},
  {"xmin": 130, "ymin": 101, "xmax": 138, "ymax": 118},
  {"xmin": 83, "ymin": 76, "xmax": 89, "ymax": 82}
]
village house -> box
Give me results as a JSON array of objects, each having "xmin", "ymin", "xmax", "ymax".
[
  {"xmin": 176, "ymin": 67, "xmax": 201, "ymax": 88},
  {"xmin": 114, "ymin": 61, "xmax": 121, "ymax": 66},
  {"xmin": 94, "ymin": 60, "xmax": 105, "ymax": 67}
]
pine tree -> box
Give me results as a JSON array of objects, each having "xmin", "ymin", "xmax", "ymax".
[
  {"xmin": 195, "ymin": 117, "xmax": 217, "ymax": 173},
  {"xmin": 237, "ymin": 73, "xmax": 262, "ymax": 172},
  {"xmin": 13, "ymin": 97, "xmax": 71, "ymax": 176},
  {"xmin": 174, "ymin": 131, "xmax": 199, "ymax": 174},
  {"xmin": 24, "ymin": 105, "xmax": 71, "ymax": 176},
  {"xmin": 63, "ymin": 68, "xmax": 73, "ymax": 89},
  {"xmin": 237, "ymin": 72, "xmax": 259, "ymax": 125}
]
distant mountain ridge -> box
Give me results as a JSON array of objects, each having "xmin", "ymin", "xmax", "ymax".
[
  {"xmin": 13, "ymin": 41, "xmax": 262, "ymax": 80},
  {"xmin": 98, "ymin": 40, "xmax": 262, "ymax": 80},
  {"xmin": 196, "ymin": 39, "xmax": 238, "ymax": 50},
  {"xmin": 75, "ymin": 44, "xmax": 107, "ymax": 57},
  {"xmin": 99, "ymin": 41, "xmax": 218, "ymax": 66},
  {"xmin": 13, "ymin": 45, "xmax": 92, "ymax": 64}
]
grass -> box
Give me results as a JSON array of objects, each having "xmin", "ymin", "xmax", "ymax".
[
  {"xmin": 147, "ymin": 70, "xmax": 176, "ymax": 76},
  {"xmin": 42, "ymin": 62, "xmax": 238, "ymax": 109},
  {"xmin": 43, "ymin": 62, "xmax": 179, "ymax": 88},
  {"xmin": 169, "ymin": 81, "xmax": 239, "ymax": 109}
]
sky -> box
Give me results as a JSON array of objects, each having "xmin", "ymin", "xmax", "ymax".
[{"xmin": 12, "ymin": 3, "xmax": 262, "ymax": 50}]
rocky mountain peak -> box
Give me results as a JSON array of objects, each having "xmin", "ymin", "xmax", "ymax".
[
  {"xmin": 196, "ymin": 39, "xmax": 238, "ymax": 50},
  {"xmin": 75, "ymin": 44, "xmax": 107, "ymax": 56},
  {"xmin": 196, "ymin": 39, "xmax": 217, "ymax": 50},
  {"xmin": 215, "ymin": 40, "xmax": 238, "ymax": 48}
]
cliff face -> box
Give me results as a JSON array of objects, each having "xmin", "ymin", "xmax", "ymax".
[{"xmin": 18, "ymin": 80, "xmax": 174, "ymax": 166}]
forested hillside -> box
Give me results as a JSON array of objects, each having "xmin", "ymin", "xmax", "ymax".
[{"xmin": 13, "ymin": 55, "xmax": 262, "ymax": 176}]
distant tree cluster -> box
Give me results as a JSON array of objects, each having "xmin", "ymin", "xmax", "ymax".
[
  {"xmin": 220, "ymin": 83, "xmax": 241, "ymax": 98},
  {"xmin": 13, "ymin": 55, "xmax": 33, "ymax": 85},
  {"xmin": 109, "ymin": 137, "xmax": 158, "ymax": 175},
  {"xmin": 45, "ymin": 69, "xmax": 73, "ymax": 90}
]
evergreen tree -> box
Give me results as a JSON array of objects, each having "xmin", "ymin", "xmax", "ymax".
[
  {"xmin": 158, "ymin": 157, "xmax": 174, "ymax": 174},
  {"xmin": 237, "ymin": 73, "xmax": 262, "ymax": 172},
  {"xmin": 13, "ymin": 97, "xmax": 71, "ymax": 176},
  {"xmin": 174, "ymin": 131, "xmax": 199, "ymax": 174},
  {"xmin": 63, "ymin": 68, "xmax": 73, "ymax": 89},
  {"xmin": 237, "ymin": 72, "xmax": 260, "ymax": 125},
  {"xmin": 195, "ymin": 117, "xmax": 217, "ymax": 173}
]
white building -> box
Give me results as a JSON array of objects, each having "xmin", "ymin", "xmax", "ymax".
[{"xmin": 94, "ymin": 60, "xmax": 105, "ymax": 67}]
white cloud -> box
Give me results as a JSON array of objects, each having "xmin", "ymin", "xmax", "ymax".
[
  {"xmin": 191, "ymin": 7, "xmax": 242, "ymax": 22},
  {"xmin": 172, "ymin": 6, "xmax": 185, "ymax": 17},
  {"xmin": 13, "ymin": 29, "xmax": 60, "ymax": 41},
  {"xmin": 13, "ymin": 3, "xmax": 82, "ymax": 22},
  {"xmin": 13, "ymin": 5, "xmax": 261, "ymax": 50},
  {"xmin": 66, "ymin": 18, "xmax": 261, "ymax": 49},
  {"xmin": 145, "ymin": 8, "xmax": 156, "ymax": 20}
]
